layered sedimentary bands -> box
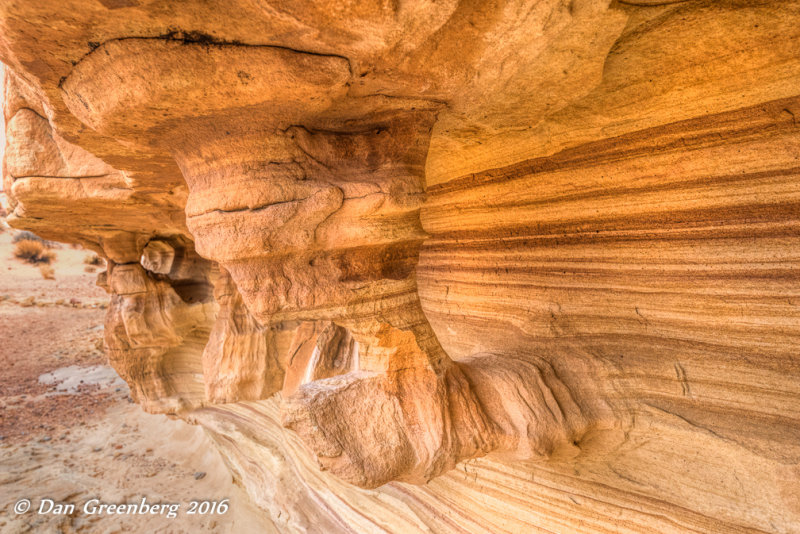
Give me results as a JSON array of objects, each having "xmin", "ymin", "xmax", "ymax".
[{"xmin": 2, "ymin": 1, "xmax": 799, "ymax": 532}]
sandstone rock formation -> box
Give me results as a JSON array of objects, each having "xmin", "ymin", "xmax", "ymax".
[{"xmin": 2, "ymin": 1, "xmax": 800, "ymax": 532}]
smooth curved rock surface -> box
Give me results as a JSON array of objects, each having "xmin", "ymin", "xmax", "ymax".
[{"xmin": 2, "ymin": 0, "xmax": 800, "ymax": 532}]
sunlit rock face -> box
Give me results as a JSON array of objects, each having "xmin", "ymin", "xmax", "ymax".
[{"xmin": 3, "ymin": 0, "xmax": 800, "ymax": 531}]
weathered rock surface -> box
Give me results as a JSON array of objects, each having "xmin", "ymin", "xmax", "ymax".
[{"xmin": 2, "ymin": 0, "xmax": 799, "ymax": 531}]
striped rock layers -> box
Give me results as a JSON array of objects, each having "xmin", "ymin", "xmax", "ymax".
[{"xmin": 2, "ymin": 1, "xmax": 800, "ymax": 532}]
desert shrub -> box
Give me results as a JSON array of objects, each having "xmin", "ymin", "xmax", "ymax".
[
  {"xmin": 14, "ymin": 239, "xmax": 56, "ymax": 264},
  {"xmin": 12, "ymin": 230, "xmax": 59, "ymax": 248},
  {"xmin": 84, "ymin": 253, "xmax": 104, "ymax": 266},
  {"xmin": 12, "ymin": 230, "xmax": 45, "ymax": 244},
  {"xmin": 39, "ymin": 264, "xmax": 55, "ymax": 280}
]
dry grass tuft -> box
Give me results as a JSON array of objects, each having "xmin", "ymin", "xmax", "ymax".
[
  {"xmin": 39, "ymin": 264, "xmax": 55, "ymax": 280},
  {"xmin": 12, "ymin": 230, "xmax": 59, "ymax": 248},
  {"xmin": 14, "ymin": 239, "xmax": 56, "ymax": 264},
  {"xmin": 83, "ymin": 253, "xmax": 104, "ymax": 266}
]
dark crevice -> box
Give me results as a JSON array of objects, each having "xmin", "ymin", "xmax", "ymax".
[
  {"xmin": 186, "ymin": 196, "xmax": 314, "ymax": 218},
  {"xmin": 10, "ymin": 173, "xmax": 113, "ymax": 180},
  {"xmin": 9, "ymin": 106, "xmax": 49, "ymax": 122},
  {"xmin": 618, "ymin": 0, "xmax": 691, "ymax": 5},
  {"xmin": 59, "ymin": 31, "xmax": 354, "ymax": 89},
  {"xmin": 170, "ymin": 279, "xmax": 214, "ymax": 304}
]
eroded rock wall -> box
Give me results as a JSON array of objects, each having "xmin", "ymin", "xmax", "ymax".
[{"xmin": 2, "ymin": 1, "xmax": 799, "ymax": 532}]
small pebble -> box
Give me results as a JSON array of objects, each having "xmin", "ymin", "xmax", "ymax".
[{"xmin": 194, "ymin": 472, "xmax": 206, "ymax": 480}]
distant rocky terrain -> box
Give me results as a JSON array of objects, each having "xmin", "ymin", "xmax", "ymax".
[{"xmin": 0, "ymin": 228, "xmax": 270, "ymax": 532}]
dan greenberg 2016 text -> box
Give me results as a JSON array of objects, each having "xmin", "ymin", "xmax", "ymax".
[{"xmin": 17, "ymin": 497, "xmax": 230, "ymax": 519}]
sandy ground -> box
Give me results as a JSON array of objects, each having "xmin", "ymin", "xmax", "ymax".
[{"xmin": 0, "ymin": 225, "xmax": 275, "ymax": 533}]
